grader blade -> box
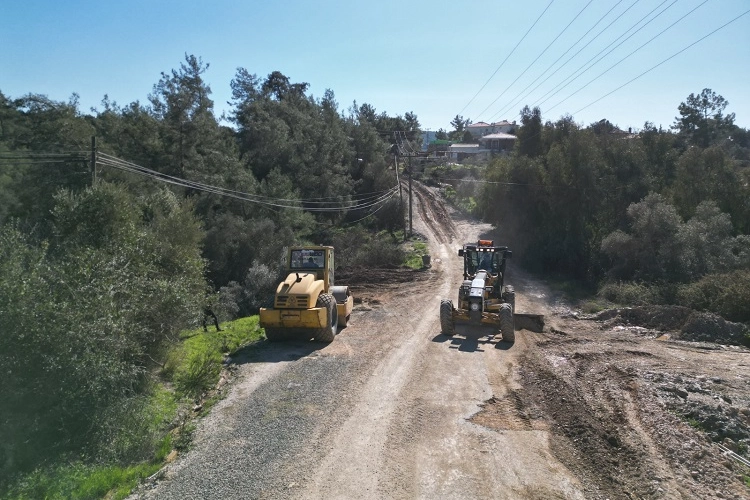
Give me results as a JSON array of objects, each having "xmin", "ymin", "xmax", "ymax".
[{"xmin": 513, "ymin": 313, "xmax": 545, "ymax": 333}]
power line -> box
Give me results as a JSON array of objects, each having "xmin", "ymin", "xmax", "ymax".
[
  {"xmin": 97, "ymin": 152, "xmax": 399, "ymax": 212},
  {"xmin": 488, "ymin": 0, "xmax": 631, "ymax": 121},
  {"xmin": 572, "ymin": 7, "xmax": 750, "ymax": 115},
  {"xmin": 393, "ymin": 130, "xmax": 419, "ymax": 156},
  {"xmin": 476, "ymin": 0, "xmax": 595, "ymax": 122},
  {"xmin": 436, "ymin": 176, "xmax": 577, "ymax": 190},
  {"xmin": 100, "ymin": 156, "xmax": 396, "ymax": 211},
  {"xmin": 444, "ymin": 6, "xmax": 747, "ymax": 163},
  {"xmin": 337, "ymin": 193, "xmax": 400, "ymax": 226},
  {"xmin": 0, "ymin": 160, "xmax": 88, "ymax": 166},
  {"xmin": 456, "ymin": 0, "xmax": 555, "ymax": 119},
  {"xmin": 0, "ymin": 152, "xmax": 87, "ymax": 160},
  {"xmin": 0, "ymin": 147, "xmax": 400, "ymax": 216},
  {"xmin": 546, "ymin": 0, "xmax": 709, "ymax": 113},
  {"xmin": 533, "ymin": 0, "xmax": 677, "ymax": 110},
  {"xmin": 0, "ymin": 151, "xmax": 89, "ymax": 167},
  {"xmin": 500, "ymin": 0, "xmax": 646, "ymax": 121},
  {"xmin": 393, "ymin": 131, "xmax": 408, "ymax": 155}
]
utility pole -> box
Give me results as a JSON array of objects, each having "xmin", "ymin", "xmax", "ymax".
[
  {"xmin": 395, "ymin": 154, "xmax": 407, "ymax": 241},
  {"xmin": 408, "ymin": 155, "xmax": 413, "ymax": 237},
  {"xmin": 90, "ymin": 136, "xmax": 97, "ymax": 186},
  {"xmin": 393, "ymin": 129, "xmax": 414, "ymax": 239}
]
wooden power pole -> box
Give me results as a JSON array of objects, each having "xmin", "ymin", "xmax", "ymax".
[
  {"xmin": 90, "ymin": 136, "xmax": 97, "ymax": 186},
  {"xmin": 408, "ymin": 155, "xmax": 413, "ymax": 237}
]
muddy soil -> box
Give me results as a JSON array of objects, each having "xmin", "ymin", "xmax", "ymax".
[
  {"xmin": 489, "ymin": 293, "xmax": 750, "ymax": 499},
  {"xmin": 133, "ymin": 181, "xmax": 750, "ymax": 500}
]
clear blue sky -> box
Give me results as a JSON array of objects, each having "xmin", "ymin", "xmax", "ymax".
[{"xmin": 2, "ymin": 0, "xmax": 748, "ymax": 132}]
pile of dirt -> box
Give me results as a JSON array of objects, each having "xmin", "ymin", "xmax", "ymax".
[
  {"xmin": 646, "ymin": 370, "xmax": 750, "ymax": 450},
  {"xmin": 586, "ymin": 305, "xmax": 749, "ymax": 346},
  {"xmin": 590, "ymin": 305, "xmax": 693, "ymax": 330},
  {"xmin": 336, "ymin": 266, "xmax": 427, "ymax": 286},
  {"xmin": 680, "ymin": 313, "xmax": 749, "ymax": 345}
]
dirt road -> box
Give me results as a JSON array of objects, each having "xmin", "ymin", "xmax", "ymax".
[{"xmin": 134, "ymin": 182, "xmax": 750, "ymax": 499}]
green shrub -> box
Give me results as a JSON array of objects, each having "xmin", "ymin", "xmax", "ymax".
[
  {"xmin": 93, "ymin": 388, "xmax": 177, "ymax": 465},
  {"xmin": 404, "ymin": 240, "xmax": 428, "ymax": 269},
  {"xmin": 5, "ymin": 461, "xmax": 161, "ymax": 500},
  {"xmin": 577, "ymin": 297, "xmax": 613, "ymax": 314},
  {"xmin": 372, "ymin": 198, "xmax": 404, "ymax": 235},
  {"xmin": 240, "ymin": 261, "xmax": 280, "ymax": 314},
  {"xmin": 174, "ymin": 350, "xmax": 223, "ymax": 398},
  {"xmin": 357, "ymin": 237, "xmax": 405, "ymax": 267},
  {"xmin": 165, "ymin": 317, "xmax": 263, "ymax": 399},
  {"xmin": 331, "ymin": 226, "xmax": 405, "ymax": 268},
  {"xmin": 440, "ymin": 185, "xmax": 478, "ymax": 214},
  {"xmin": 598, "ymin": 281, "xmax": 660, "ymax": 306},
  {"xmin": 677, "ymin": 271, "xmax": 750, "ymax": 323},
  {"xmin": 0, "ymin": 185, "xmax": 208, "ymax": 480}
]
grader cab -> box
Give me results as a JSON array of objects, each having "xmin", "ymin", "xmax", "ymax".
[{"xmin": 260, "ymin": 246, "xmax": 353, "ymax": 342}]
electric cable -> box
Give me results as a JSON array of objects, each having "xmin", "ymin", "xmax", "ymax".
[
  {"xmin": 571, "ymin": 7, "xmax": 750, "ymax": 115},
  {"xmin": 98, "ymin": 152, "xmax": 392, "ymax": 205},
  {"xmin": 533, "ymin": 0, "xmax": 677, "ymax": 109},
  {"xmin": 0, "ymin": 160, "xmax": 87, "ymax": 165},
  {"xmin": 441, "ymin": 0, "xmax": 745, "ymax": 191},
  {"xmin": 338, "ymin": 189, "xmax": 400, "ymax": 226},
  {"xmin": 0, "ymin": 151, "xmax": 89, "ymax": 166},
  {"xmin": 488, "ymin": 0, "xmax": 630, "ymax": 121},
  {"xmin": 405, "ymin": 130, "xmax": 418, "ymax": 154},
  {"xmin": 100, "ymin": 157, "xmax": 397, "ymax": 212},
  {"xmin": 436, "ymin": 176, "xmax": 577, "ymax": 190},
  {"xmin": 96, "ymin": 153, "xmax": 399, "ymax": 212},
  {"xmin": 500, "ymin": 0, "xmax": 644, "ymax": 120},
  {"xmin": 546, "ymin": 0, "xmax": 710, "ymax": 113},
  {"xmin": 476, "ymin": 0, "xmax": 594, "ymax": 122},
  {"xmin": 394, "ymin": 130, "xmax": 418, "ymax": 156},
  {"xmin": 404, "ymin": 130, "xmax": 418, "ymax": 154},
  {"xmin": 456, "ymin": 0, "xmax": 555, "ymax": 118},
  {"xmin": 0, "ymin": 153, "xmax": 88, "ymax": 160}
]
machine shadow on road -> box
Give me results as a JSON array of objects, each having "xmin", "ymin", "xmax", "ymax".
[
  {"xmin": 431, "ymin": 332, "xmax": 512, "ymax": 352},
  {"xmin": 231, "ymin": 339, "xmax": 325, "ymax": 365}
]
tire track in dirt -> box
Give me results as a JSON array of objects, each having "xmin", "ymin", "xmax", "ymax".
[
  {"xmin": 410, "ymin": 181, "xmax": 456, "ymax": 246},
  {"xmin": 302, "ymin": 294, "xmax": 450, "ymax": 498},
  {"xmin": 511, "ymin": 325, "xmax": 750, "ymax": 499},
  {"xmin": 301, "ymin": 183, "xmax": 457, "ymax": 499},
  {"xmin": 368, "ymin": 184, "xmax": 587, "ymax": 499}
]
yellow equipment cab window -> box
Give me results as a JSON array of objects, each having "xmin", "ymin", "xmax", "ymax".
[{"xmin": 291, "ymin": 249, "xmax": 325, "ymax": 269}]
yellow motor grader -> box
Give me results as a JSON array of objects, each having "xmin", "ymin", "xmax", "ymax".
[
  {"xmin": 260, "ymin": 246, "xmax": 353, "ymax": 342},
  {"xmin": 440, "ymin": 240, "xmax": 543, "ymax": 343}
]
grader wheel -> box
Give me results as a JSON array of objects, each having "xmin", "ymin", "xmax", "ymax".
[
  {"xmin": 503, "ymin": 285, "xmax": 516, "ymax": 313},
  {"xmin": 440, "ymin": 299, "xmax": 455, "ymax": 336},
  {"xmin": 499, "ymin": 303, "xmax": 515, "ymax": 343}
]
